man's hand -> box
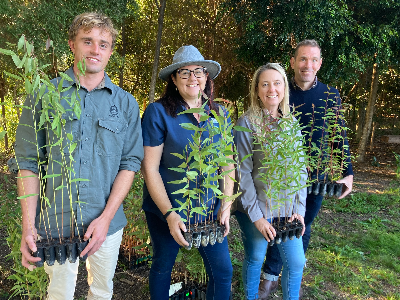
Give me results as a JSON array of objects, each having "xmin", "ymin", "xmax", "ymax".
[
  {"xmin": 80, "ymin": 215, "xmax": 111, "ymax": 257},
  {"xmin": 218, "ymin": 205, "xmax": 231, "ymax": 237},
  {"xmin": 254, "ymin": 218, "xmax": 276, "ymax": 242},
  {"xmin": 289, "ymin": 213, "xmax": 306, "ymax": 236},
  {"xmin": 166, "ymin": 211, "xmax": 188, "ymax": 247},
  {"xmin": 20, "ymin": 228, "xmax": 41, "ymax": 271},
  {"xmin": 337, "ymin": 175, "xmax": 353, "ymax": 199}
]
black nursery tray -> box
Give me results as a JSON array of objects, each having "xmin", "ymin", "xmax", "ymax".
[
  {"xmin": 33, "ymin": 237, "xmax": 89, "ymax": 267},
  {"xmin": 307, "ymin": 180, "xmax": 344, "ymax": 197},
  {"xmin": 267, "ymin": 219, "xmax": 303, "ymax": 247},
  {"xmin": 182, "ymin": 221, "xmax": 225, "ymax": 250}
]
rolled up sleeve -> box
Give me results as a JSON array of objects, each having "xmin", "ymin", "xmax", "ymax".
[{"xmin": 119, "ymin": 96, "xmax": 144, "ymax": 172}]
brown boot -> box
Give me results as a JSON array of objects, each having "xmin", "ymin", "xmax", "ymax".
[{"xmin": 258, "ymin": 279, "xmax": 278, "ymax": 299}]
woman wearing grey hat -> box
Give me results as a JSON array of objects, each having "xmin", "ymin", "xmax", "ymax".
[{"xmin": 141, "ymin": 45, "xmax": 234, "ymax": 299}]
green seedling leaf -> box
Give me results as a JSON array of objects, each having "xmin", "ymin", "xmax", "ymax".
[
  {"xmin": 17, "ymin": 193, "xmax": 39, "ymax": 199},
  {"xmin": 55, "ymin": 185, "xmax": 67, "ymax": 191},
  {"xmin": 42, "ymin": 174, "xmax": 61, "ymax": 179},
  {"xmin": 234, "ymin": 125, "xmax": 253, "ymax": 132},
  {"xmin": 0, "ymin": 131, "xmax": 6, "ymax": 140},
  {"xmin": 0, "ymin": 48, "xmax": 16, "ymax": 56},
  {"xmin": 16, "ymin": 175, "xmax": 38, "ymax": 179},
  {"xmin": 171, "ymin": 153, "xmax": 185, "ymax": 159},
  {"xmin": 169, "ymin": 167, "xmax": 186, "ymax": 173},
  {"xmin": 3, "ymin": 71, "xmax": 22, "ymax": 80},
  {"xmin": 11, "ymin": 54, "xmax": 21, "ymax": 67},
  {"xmin": 70, "ymin": 178, "xmax": 90, "ymax": 182}
]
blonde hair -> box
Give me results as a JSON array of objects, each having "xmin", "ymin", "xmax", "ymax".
[
  {"xmin": 68, "ymin": 12, "xmax": 118, "ymax": 49},
  {"xmin": 245, "ymin": 63, "xmax": 290, "ymax": 123}
]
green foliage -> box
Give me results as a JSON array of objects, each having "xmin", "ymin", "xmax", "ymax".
[
  {"xmin": 306, "ymin": 185, "xmax": 400, "ymax": 298},
  {"xmin": 0, "ymin": 174, "xmax": 48, "ymax": 299},
  {"xmin": 307, "ymin": 94, "xmax": 352, "ymax": 182},
  {"xmin": 169, "ymin": 103, "xmax": 241, "ymax": 223},
  {"xmin": 251, "ymin": 112, "xmax": 308, "ymax": 216},
  {"xmin": 393, "ymin": 152, "xmax": 400, "ymax": 179}
]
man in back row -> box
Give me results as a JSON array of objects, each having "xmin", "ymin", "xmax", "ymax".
[
  {"xmin": 259, "ymin": 39, "xmax": 354, "ymax": 299},
  {"xmin": 14, "ymin": 12, "xmax": 143, "ymax": 299}
]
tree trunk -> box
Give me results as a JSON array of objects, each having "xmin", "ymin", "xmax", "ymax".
[
  {"xmin": 0, "ymin": 74, "xmax": 8, "ymax": 150},
  {"xmin": 119, "ymin": 22, "xmax": 127, "ymax": 89},
  {"xmin": 369, "ymin": 121, "xmax": 376, "ymax": 151},
  {"xmin": 357, "ymin": 62, "xmax": 379, "ymax": 162},
  {"xmin": 149, "ymin": 0, "xmax": 167, "ymax": 104}
]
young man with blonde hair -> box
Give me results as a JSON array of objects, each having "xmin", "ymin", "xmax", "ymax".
[{"xmin": 14, "ymin": 12, "xmax": 143, "ymax": 299}]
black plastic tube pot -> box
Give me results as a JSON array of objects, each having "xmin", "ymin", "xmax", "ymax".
[
  {"xmin": 201, "ymin": 227, "xmax": 209, "ymax": 247},
  {"xmin": 312, "ymin": 181, "xmax": 321, "ymax": 195},
  {"xmin": 192, "ymin": 231, "xmax": 201, "ymax": 249},
  {"xmin": 327, "ymin": 182, "xmax": 335, "ymax": 197},
  {"xmin": 44, "ymin": 243, "xmax": 56, "ymax": 266},
  {"xmin": 33, "ymin": 245, "xmax": 45, "ymax": 267},
  {"xmin": 55, "ymin": 243, "xmax": 67, "ymax": 265},
  {"xmin": 335, "ymin": 182, "xmax": 343, "ymax": 197},
  {"xmin": 216, "ymin": 224, "xmax": 225, "ymax": 243},
  {"xmin": 319, "ymin": 182, "xmax": 327, "ymax": 196},
  {"xmin": 209, "ymin": 226, "xmax": 217, "ymax": 246},
  {"xmin": 183, "ymin": 231, "xmax": 193, "ymax": 250},
  {"xmin": 77, "ymin": 240, "xmax": 89, "ymax": 261}
]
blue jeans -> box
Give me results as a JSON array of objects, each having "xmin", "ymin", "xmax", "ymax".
[
  {"xmin": 145, "ymin": 211, "xmax": 233, "ymax": 300},
  {"xmin": 235, "ymin": 211, "xmax": 305, "ymax": 300},
  {"xmin": 263, "ymin": 193, "xmax": 323, "ymax": 277}
]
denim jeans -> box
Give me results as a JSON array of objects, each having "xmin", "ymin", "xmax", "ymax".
[
  {"xmin": 263, "ymin": 193, "xmax": 323, "ymax": 277},
  {"xmin": 145, "ymin": 211, "xmax": 233, "ymax": 300},
  {"xmin": 235, "ymin": 211, "xmax": 305, "ymax": 300}
]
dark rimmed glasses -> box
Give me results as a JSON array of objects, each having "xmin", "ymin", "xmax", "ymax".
[{"xmin": 177, "ymin": 67, "xmax": 207, "ymax": 79}]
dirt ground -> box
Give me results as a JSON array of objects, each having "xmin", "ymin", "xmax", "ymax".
[{"xmin": 1, "ymin": 137, "xmax": 399, "ymax": 299}]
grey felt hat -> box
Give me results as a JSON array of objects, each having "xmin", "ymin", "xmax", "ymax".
[{"xmin": 158, "ymin": 45, "xmax": 221, "ymax": 81}]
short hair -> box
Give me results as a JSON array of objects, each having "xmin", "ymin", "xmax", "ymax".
[
  {"xmin": 294, "ymin": 39, "xmax": 321, "ymax": 59},
  {"xmin": 249, "ymin": 63, "xmax": 290, "ymax": 117},
  {"xmin": 68, "ymin": 12, "xmax": 118, "ymax": 49}
]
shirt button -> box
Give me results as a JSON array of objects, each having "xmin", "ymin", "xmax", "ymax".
[
  {"xmin": 83, "ymin": 161, "xmax": 87, "ymax": 164},
  {"xmin": 85, "ymin": 138, "xmax": 88, "ymax": 141},
  {"xmin": 82, "ymin": 184, "xmax": 87, "ymax": 187},
  {"xmin": 86, "ymin": 114, "xmax": 90, "ymax": 117}
]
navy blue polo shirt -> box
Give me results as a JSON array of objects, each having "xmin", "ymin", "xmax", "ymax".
[{"xmin": 142, "ymin": 101, "xmax": 230, "ymax": 223}]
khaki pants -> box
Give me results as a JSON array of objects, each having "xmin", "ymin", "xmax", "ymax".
[{"xmin": 44, "ymin": 228, "xmax": 123, "ymax": 300}]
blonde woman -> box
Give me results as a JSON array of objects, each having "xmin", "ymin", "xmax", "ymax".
[{"xmin": 234, "ymin": 63, "xmax": 307, "ymax": 300}]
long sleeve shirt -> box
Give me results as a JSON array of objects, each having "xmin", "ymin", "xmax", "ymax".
[{"xmin": 13, "ymin": 67, "xmax": 144, "ymax": 239}]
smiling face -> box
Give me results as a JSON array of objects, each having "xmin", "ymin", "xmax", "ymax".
[
  {"xmin": 68, "ymin": 27, "xmax": 113, "ymax": 75},
  {"xmin": 171, "ymin": 65, "xmax": 208, "ymax": 104},
  {"xmin": 257, "ymin": 69, "xmax": 285, "ymax": 115},
  {"xmin": 290, "ymin": 45, "xmax": 322, "ymax": 90}
]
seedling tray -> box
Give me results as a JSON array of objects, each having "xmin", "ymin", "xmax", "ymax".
[
  {"xmin": 309, "ymin": 180, "xmax": 344, "ymax": 197},
  {"xmin": 33, "ymin": 237, "xmax": 89, "ymax": 267},
  {"xmin": 267, "ymin": 219, "xmax": 303, "ymax": 246},
  {"xmin": 182, "ymin": 221, "xmax": 225, "ymax": 250}
]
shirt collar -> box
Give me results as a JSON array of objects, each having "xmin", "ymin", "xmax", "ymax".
[
  {"xmin": 62, "ymin": 67, "xmax": 113, "ymax": 94},
  {"xmin": 291, "ymin": 76, "xmax": 318, "ymax": 91}
]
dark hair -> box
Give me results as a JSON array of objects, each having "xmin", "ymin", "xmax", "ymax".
[
  {"xmin": 294, "ymin": 39, "xmax": 321, "ymax": 59},
  {"xmin": 158, "ymin": 71, "xmax": 220, "ymax": 118}
]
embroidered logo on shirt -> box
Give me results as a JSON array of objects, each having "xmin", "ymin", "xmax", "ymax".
[{"xmin": 109, "ymin": 105, "xmax": 118, "ymax": 117}]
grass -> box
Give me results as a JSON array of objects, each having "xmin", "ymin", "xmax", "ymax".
[
  {"xmin": 228, "ymin": 182, "xmax": 400, "ymax": 299},
  {"xmin": 2, "ymin": 167, "xmax": 400, "ymax": 299},
  {"xmin": 302, "ymin": 181, "xmax": 400, "ymax": 299}
]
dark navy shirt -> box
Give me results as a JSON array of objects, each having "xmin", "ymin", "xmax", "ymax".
[{"xmin": 142, "ymin": 101, "xmax": 230, "ymax": 224}]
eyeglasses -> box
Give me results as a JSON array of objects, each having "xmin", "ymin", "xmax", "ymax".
[{"xmin": 177, "ymin": 67, "xmax": 207, "ymax": 79}]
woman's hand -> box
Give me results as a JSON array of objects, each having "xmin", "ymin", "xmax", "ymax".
[
  {"xmin": 218, "ymin": 205, "xmax": 231, "ymax": 237},
  {"xmin": 289, "ymin": 213, "xmax": 306, "ymax": 236},
  {"xmin": 166, "ymin": 211, "xmax": 189, "ymax": 247},
  {"xmin": 254, "ymin": 218, "xmax": 276, "ymax": 242}
]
